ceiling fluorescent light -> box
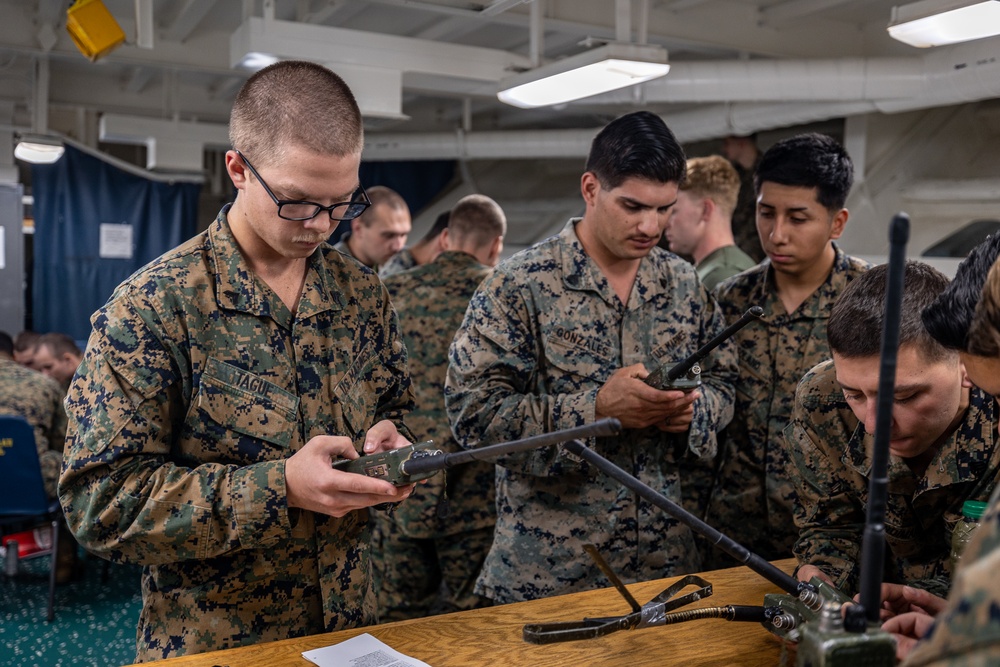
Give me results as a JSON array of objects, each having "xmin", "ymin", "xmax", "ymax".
[
  {"xmin": 14, "ymin": 134, "xmax": 65, "ymax": 164},
  {"xmin": 497, "ymin": 43, "xmax": 669, "ymax": 109},
  {"xmin": 888, "ymin": 0, "xmax": 1000, "ymax": 47},
  {"xmin": 236, "ymin": 51, "xmax": 281, "ymax": 71}
]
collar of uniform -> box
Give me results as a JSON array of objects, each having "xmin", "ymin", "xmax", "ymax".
[
  {"xmin": 433, "ymin": 249, "xmax": 484, "ymax": 272},
  {"xmin": 556, "ymin": 218, "xmax": 665, "ymax": 308},
  {"xmin": 843, "ymin": 385, "xmax": 997, "ymax": 490},
  {"xmin": 209, "ymin": 207, "xmax": 342, "ymax": 319},
  {"xmin": 756, "ymin": 243, "xmax": 850, "ymax": 319},
  {"xmin": 557, "ymin": 219, "xmax": 605, "ymax": 296}
]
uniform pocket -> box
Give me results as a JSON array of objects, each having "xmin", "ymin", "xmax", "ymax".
[
  {"xmin": 188, "ymin": 358, "xmax": 299, "ymax": 463},
  {"xmin": 333, "ymin": 343, "xmax": 377, "ymax": 439}
]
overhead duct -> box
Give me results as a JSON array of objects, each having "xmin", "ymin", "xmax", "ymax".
[
  {"xmin": 362, "ymin": 101, "xmax": 881, "ymax": 161},
  {"xmin": 364, "ymin": 34, "xmax": 1000, "ymax": 160}
]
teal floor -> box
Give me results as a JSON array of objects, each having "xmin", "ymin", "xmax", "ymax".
[{"xmin": 0, "ymin": 550, "xmax": 143, "ymax": 667}]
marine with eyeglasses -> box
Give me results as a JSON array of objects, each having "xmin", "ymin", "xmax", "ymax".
[{"xmin": 58, "ymin": 61, "xmax": 416, "ymax": 662}]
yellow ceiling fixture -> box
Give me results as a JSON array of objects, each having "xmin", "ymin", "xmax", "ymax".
[{"xmin": 66, "ymin": 0, "xmax": 126, "ymax": 62}]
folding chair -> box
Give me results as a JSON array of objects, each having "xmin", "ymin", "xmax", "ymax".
[{"xmin": 0, "ymin": 415, "xmax": 63, "ymax": 622}]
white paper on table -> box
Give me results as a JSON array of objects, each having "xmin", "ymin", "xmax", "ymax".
[{"xmin": 302, "ymin": 632, "xmax": 433, "ymax": 667}]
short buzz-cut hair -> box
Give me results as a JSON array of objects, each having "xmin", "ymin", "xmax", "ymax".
[
  {"xmin": 585, "ymin": 111, "xmax": 687, "ymax": 190},
  {"xmin": 36, "ymin": 332, "xmax": 82, "ymax": 358},
  {"xmin": 754, "ymin": 133, "xmax": 853, "ymax": 211},
  {"xmin": 923, "ymin": 234, "xmax": 1000, "ymax": 353},
  {"xmin": 13, "ymin": 330, "xmax": 39, "ymax": 353},
  {"xmin": 828, "ymin": 261, "xmax": 951, "ymax": 361},
  {"xmin": 229, "ymin": 61, "xmax": 363, "ymax": 167},
  {"xmin": 679, "ymin": 156, "xmax": 741, "ymax": 217},
  {"xmin": 968, "ymin": 258, "xmax": 1000, "ymax": 357},
  {"xmin": 447, "ymin": 194, "xmax": 506, "ymax": 250},
  {"xmin": 356, "ymin": 186, "xmax": 409, "ymax": 227}
]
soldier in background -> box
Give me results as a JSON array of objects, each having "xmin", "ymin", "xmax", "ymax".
[
  {"xmin": 373, "ymin": 194, "xmax": 506, "ymax": 621},
  {"xmin": 446, "ymin": 111, "xmax": 738, "ymax": 604},
  {"xmin": 704, "ymin": 133, "xmax": 869, "ymax": 568},
  {"xmin": 785, "ymin": 262, "xmax": 999, "ymax": 598},
  {"xmin": 13, "ymin": 330, "xmax": 41, "ymax": 369},
  {"xmin": 880, "ymin": 234, "xmax": 1000, "ymax": 664},
  {"xmin": 334, "ymin": 185, "xmax": 411, "ymax": 271},
  {"xmin": 58, "ymin": 61, "xmax": 415, "ymax": 661},
  {"xmin": 32, "ymin": 332, "xmax": 83, "ymax": 390},
  {"xmin": 663, "ymin": 155, "xmax": 756, "ymax": 290},
  {"xmin": 0, "ymin": 330, "xmax": 65, "ymax": 500},
  {"xmin": 379, "ymin": 210, "xmax": 450, "ymax": 279}
]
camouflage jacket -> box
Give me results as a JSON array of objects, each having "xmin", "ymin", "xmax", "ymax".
[
  {"xmin": 382, "ymin": 250, "xmax": 493, "ymax": 537},
  {"xmin": 445, "ymin": 219, "xmax": 738, "ymax": 604},
  {"xmin": 706, "ymin": 245, "xmax": 870, "ymax": 561},
  {"xmin": 785, "ymin": 360, "xmax": 1000, "ymax": 597},
  {"xmin": 904, "ymin": 482, "xmax": 1000, "ymax": 666},
  {"xmin": 58, "ymin": 208, "xmax": 413, "ymax": 661},
  {"xmin": 379, "ymin": 248, "xmax": 416, "ymax": 279},
  {"xmin": 0, "ymin": 358, "xmax": 66, "ymax": 498}
]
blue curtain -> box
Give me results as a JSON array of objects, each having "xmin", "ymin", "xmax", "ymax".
[{"xmin": 31, "ymin": 145, "xmax": 200, "ymax": 342}]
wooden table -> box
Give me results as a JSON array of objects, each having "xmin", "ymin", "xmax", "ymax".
[{"xmin": 126, "ymin": 559, "xmax": 797, "ymax": 667}]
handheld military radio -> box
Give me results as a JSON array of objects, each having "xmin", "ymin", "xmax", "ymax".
[
  {"xmin": 644, "ymin": 306, "xmax": 763, "ymax": 391},
  {"xmin": 332, "ymin": 418, "xmax": 622, "ymax": 486}
]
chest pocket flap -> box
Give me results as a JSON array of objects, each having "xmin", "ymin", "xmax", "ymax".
[{"xmin": 198, "ymin": 358, "xmax": 299, "ymax": 448}]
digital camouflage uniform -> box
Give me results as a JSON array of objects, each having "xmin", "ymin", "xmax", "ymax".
[
  {"xmin": 0, "ymin": 358, "xmax": 66, "ymax": 498},
  {"xmin": 372, "ymin": 250, "xmax": 495, "ymax": 621},
  {"xmin": 703, "ymin": 245, "xmax": 869, "ymax": 568},
  {"xmin": 785, "ymin": 360, "xmax": 1000, "ymax": 598},
  {"xmin": 696, "ymin": 244, "xmax": 756, "ymax": 291},
  {"xmin": 379, "ymin": 247, "xmax": 416, "ymax": 279},
  {"xmin": 445, "ymin": 219, "xmax": 738, "ymax": 604},
  {"xmin": 58, "ymin": 208, "xmax": 413, "ymax": 662},
  {"xmin": 903, "ymin": 482, "xmax": 1000, "ymax": 666}
]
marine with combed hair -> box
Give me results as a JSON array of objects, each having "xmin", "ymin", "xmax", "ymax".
[
  {"xmin": 373, "ymin": 194, "xmax": 506, "ymax": 621},
  {"xmin": 784, "ymin": 261, "xmax": 1000, "ymax": 598},
  {"xmin": 58, "ymin": 61, "xmax": 415, "ymax": 661},
  {"xmin": 705, "ymin": 133, "xmax": 870, "ymax": 567},
  {"xmin": 445, "ymin": 111, "xmax": 738, "ymax": 604}
]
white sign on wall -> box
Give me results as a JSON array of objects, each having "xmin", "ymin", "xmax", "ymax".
[{"xmin": 99, "ymin": 223, "xmax": 133, "ymax": 259}]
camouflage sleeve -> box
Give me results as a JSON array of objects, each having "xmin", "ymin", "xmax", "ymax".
[
  {"xmin": 374, "ymin": 283, "xmax": 415, "ymax": 443},
  {"xmin": 784, "ymin": 366, "xmax": 864, "ymax": 593},
  {"xmin": 445, "ymin": 270, "xmax": 599, "ymax": 474},
  {"xmin": 58, "ymin": 289, "xmax": 293, "ymax": 566},
  {"xmin": 684, "ymin": 287, "xmax": 738, "ymax": 460}
]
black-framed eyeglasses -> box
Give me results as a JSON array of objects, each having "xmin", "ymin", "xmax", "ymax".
[{"xmin": 236, "ymin": 150, "xmax": 371, "ymax": 222}]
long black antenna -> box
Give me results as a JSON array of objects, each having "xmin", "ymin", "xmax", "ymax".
[
  {"xmin": 666, "ymin": 306, "xmax": 764, "ymax": 381},
  {"xmin": 402, "ymin": 418, "xmax": 621, "ymax": 477},
  {"xmin": 846, "ymin": 213, "xmax": 910, "ymax": 631},
  {"xmin": 563, "ymin": 440, "xmax": 805, "ymax": 598}
]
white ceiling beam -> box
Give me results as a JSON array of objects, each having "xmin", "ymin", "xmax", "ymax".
[
  {"xmin": 230, "ymin": 17, "xmax": 531, "ymax": 82},
  {"xmin": 414, "ymin": 16, "xmax": 480, "ymax": 41},
  {"xmin": 100, "ymin": 113, "xmax": 229, "ymax": 171},
  {"xmin": 312, "ymin": 0, "xmax": 369, "ymax": 25},
  {"xmin": 760, "ymin": 0, "xmax": 855, "ymax": 26},
  {"xmin": 164, "ymin": 0, "xmax": 219, "ymax": 43},
  {"xmin": 662, "ymin": 0, "xmax": 711, "ymax": 10},
  {"xmin": 481, "ymin": 0, "xmax": 535, "ymax": 18},
  {"xmin": 123, "ymin": 66, "xmax": 155, "ymax": 94}
]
